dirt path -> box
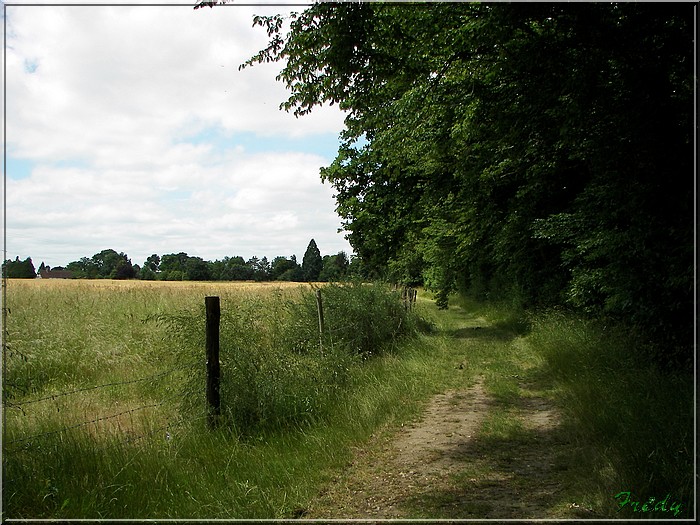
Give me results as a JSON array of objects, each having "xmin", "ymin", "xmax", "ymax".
[{"xmin": 307, "ymin": 316, "xmax": 590, "ymax": 519}]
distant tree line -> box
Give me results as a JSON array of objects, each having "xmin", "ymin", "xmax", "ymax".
[{"xmin": 4, "ymin": 240, "xmax": 362, "ymax": 283}]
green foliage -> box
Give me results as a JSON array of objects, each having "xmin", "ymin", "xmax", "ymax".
[
  {"xmin": 5, "ymin": 281, "xmax": 691, "ymax": 519},
  {"xmin": 3, "ymin": 257, "xmax": 36, "ymax": 278},
  {"xmin": 244, "ymin": 2, "xmax": 693, "ymax": 367},
  {"xmin": 269, "ymin": 256, "xmax": 300, "ymax": 281},
  {"xmin": 162, "ymin": 282, "xmax": 419, "ymax": 436},
  {"xmin": 318, "ymin": 251, "xmax": 350, "ymax": 282},
  {"xmin": 184, "ymin": 256, "xmax": 211, "ymax": 281},
  {"xmin": 35, "ymin": 247, "xmax": 354, "ymax": 285},
  {"xmin": 2, "ymin": 280, "xmax": 440, "ymax": 519},
  {"xmin": 144, "ymin": 254, "xmax": 160, "ymax": 272},
  {"xmin": 65, "ymin": 250, "xmax": 135, "ymax": 279},
  {"xmin": 528, "ymin": 311, "xmax": 694, "ymax": 517},
  {"xmin": 301, "ymin": 239, "xmax": 323, "ymax": 282},
  {"xmin": 139, "ymin": 266, "xmax": 157, "ymax": 280},
  {"xmin": 286, "ymin": 282, "xmax": 417, "ymax": 357}
]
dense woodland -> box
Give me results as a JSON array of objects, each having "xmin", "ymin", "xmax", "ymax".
[
  {"xmin": 2, "ymin": 239, "xmax": 356, "ymax": 283},
  {"xmin": 238, "ymin": 1, "xmax": 694, "ymax": 367}
]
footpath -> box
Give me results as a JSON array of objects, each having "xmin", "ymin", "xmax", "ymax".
[{"xmin": 307, "ymin": 310, "xmax": 597, "ymax": 519}]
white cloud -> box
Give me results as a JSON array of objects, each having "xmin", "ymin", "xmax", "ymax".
[
  {"xmin": 4, "ymin": 2, "xmax": 353, "ymax": 268},
  {"xmin": 6, "ymin": 147, "xmax": 348, "ymax": 267},
  {"xmin": 6, "ymin": 4, "xmax": 344, "ymax": 162}
]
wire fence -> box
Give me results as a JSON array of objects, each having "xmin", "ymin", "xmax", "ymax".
[
  {"xmin": 3, "ymin": 364, "xmax": 196, "ymax": 452},
  {"xmin": 7, "ymin": 364, "xmax": 190, "ymax": 409},
  {"xmin": 5, "ymin": 396, "xmax": 178, "ymax": 450},
  {"xmin": 3, "ymin": 286, "xmax": 419, "ymax": 450}
]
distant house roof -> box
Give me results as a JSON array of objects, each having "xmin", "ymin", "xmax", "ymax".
[{"xmin": 39, "ymin": 268, "xmax": 74, "ymax": 279}]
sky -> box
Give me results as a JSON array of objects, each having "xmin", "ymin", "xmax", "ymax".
[{"xmin": 2, "ymin": 1, "xmax": 354, "ymax": 269}]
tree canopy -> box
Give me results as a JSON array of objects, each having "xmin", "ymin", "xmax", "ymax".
[
  {"xmin": 242, "ymin": 2, "xmax": 695, "ymax": 365},
  {"xmin": 66, "ymin": 249, "xmax": 135, "ymax": 280},
  {"xmin": 2, "ymin": 257, "xmax": 36, "ymax": 279}
]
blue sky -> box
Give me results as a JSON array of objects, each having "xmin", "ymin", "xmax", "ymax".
[{"xmin": 2, "ymin": 1, "xmax": 353, "ymax": 268}]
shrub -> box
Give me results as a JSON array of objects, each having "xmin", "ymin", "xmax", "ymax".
[
  {"xmin": 285, "ymin": 281, "xmax": 418, "ymax": 357},
  {"xmin": 164, "ymin": 282, "xmax": 419, "ymax": 435}
]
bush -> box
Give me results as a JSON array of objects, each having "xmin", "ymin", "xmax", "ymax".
[
  {"xmin": 285, "ymin": 281, "xmax": 418, "ymax": 357},
  {"xmin": 165, "ymin": 282, "xmax": 420, "ymax": 435}
]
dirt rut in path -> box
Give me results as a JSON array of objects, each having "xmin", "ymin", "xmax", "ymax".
[{"xmin": 307, "ymin": 374, "xmax": 579, "ymax": 519}]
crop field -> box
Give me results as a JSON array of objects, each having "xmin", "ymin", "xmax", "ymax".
[
  {"xmin": 2, "ymin": 280, "xmax": 309, "ymax": 454},
  {"xmin": 1, "ymin": 277, "xmax": 426, "ymax": 518},
  {"xmin": 2, "ymin": 278, "xmax": 383, "ymax": 443}
]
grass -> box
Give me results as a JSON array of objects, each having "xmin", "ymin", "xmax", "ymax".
[
  {"xmin": 2, "ymin": 280, "xmax": 694, "ymax": 519},
  {"xmin": 445, "ymin": 296, "xmax": 694, "ymax": 519},
  {"xmin": 526, "ymin": 311, "xmax": 695, "ymax": 518},
  {"xmin": 2, "ymin": 279, "xmax": 437, "ymax": 518}
]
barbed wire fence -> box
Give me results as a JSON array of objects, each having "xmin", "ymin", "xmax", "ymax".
[
  {"xmin": 3, "ymin": 363, "xmax": 197, "ymax": 453},
  {"xmin": 3, "ymin": 286, "xmax": 420, "ymax": 449}
]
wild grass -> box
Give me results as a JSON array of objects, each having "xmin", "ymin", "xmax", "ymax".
[
  {"xmin": 4, "ymin": 281, "xmax": 692, "ymax": 519},
  {"xmin": 526, "ymin": 311, "xmax": 695, "ymax": 518},
  {"xmin": 454, "ymin": 295, "xmax": 694, "ymax": 519},
  {"xmin": 2, "ymin": 279, "xmax": 436, "ymax": 519}
]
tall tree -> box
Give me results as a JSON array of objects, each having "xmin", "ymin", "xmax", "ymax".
[
  {"xmin": 271, "ymin": 255, "xmax": 303, "ymax": 281},
  {"xmin": 113, "ymin": 257, "xmax": 136, "ymax": 280},
  {"xmin": 2, "ymin": 257, "xmax": 36, "ymax": 278},
  {"xmin": 66, "ymin": 257, "xmax": 98, "ymax": 278},
  {"xmin": 144, "ymin": 254, "xmax": 160, "ymax": 273},
  {"xmin": 243, "ymin": 2, "xmax": 694, "ymax": 364},
  {"xmin": 185, "ymin": 256, "xmax": 211, "ymax": 281},
  {"xmin": 319, "ymin": 251, "xmax": 350, "ymax": 282},
  {"xmin": 301, "ymin": 239, "xmax": 323, "ymax": 282}
]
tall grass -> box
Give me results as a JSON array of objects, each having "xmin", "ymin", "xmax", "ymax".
[
  {"xmin": 2, "ymin": 279, "xmax": 435, "ymax": 519},
  {"xmin": 450, "ymin": 294, "xmax": 694, "ymax": 518},
  {"xmin": 526, "ymin": 311, "xmax": 694, "ymax": 518},
  {"xmin": 160, "ymin": 281, "xmax": 419, "ymax": 435},
  {"xmin": 7, "ymin": 280, "xmax": 690, "ymax": 519}
]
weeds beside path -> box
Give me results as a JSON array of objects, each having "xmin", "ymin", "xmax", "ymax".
[{"xmin": 308, "ymin": 302, "xmax": 595, "ymax": 519}]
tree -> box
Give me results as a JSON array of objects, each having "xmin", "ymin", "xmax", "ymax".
[
  {"xmin": 3, "ymin": 257, "xmax": 36, "ymax": 278},
  {"xmin": 248, "ymin": 256, "xmax": 271, "ymax": 281},
  {"xmin": 67, "ymin": 257, "xmax": 98, "ymax": 279},
  {"xmin": 301, "ymin": 239, "xmax": 323, "ymax": 282},
  {"xmin": 140, "ymin": 266, "xmax": 157, "ymax": 281},
  {"xmin": 159, "ymin": 252, "xmax": 190, "ymax": 274},
  {"xmin": 270, "ymin": 256, "xmax": 303, "ymax": 281},
  {"xmin": 185, "ymin": 256, "xmax": 211, "ymax": 281},
  {"xmin": 113, "ymin": 257, "xmax": 136, "ymax": 280},
  {"xmin": 84, "ymin": 249, "xmax": 135, "ymax": 279},
  {"xmin": 244, "ymin": 2, "xmax": 694, "ymax": 365},
  {"xmin": 278, "ymin": 266, "xmax": 304, "ymax": 282},
  {"xmin": 270, "ymin": 256, "xmax": 296, "ymax": 280},
  {"xmin": 319, "ymin": 251, "xmax": 350, "ymax": 282},
  {"xmin": 144, "ymin": 254, "xmax": 160, "ymax": 273}
]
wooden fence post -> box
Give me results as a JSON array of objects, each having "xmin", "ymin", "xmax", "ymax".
[
  {"xmin": 402, "ymin": 287, "xmax": 417, "ymax": 310},
  {"xmin": 315, "ymin": 289, "xmax": 325, "ymax": 356},
  {"xmin": 205, "ymin": 296, "xmax": 221, "ymax": 429}
]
